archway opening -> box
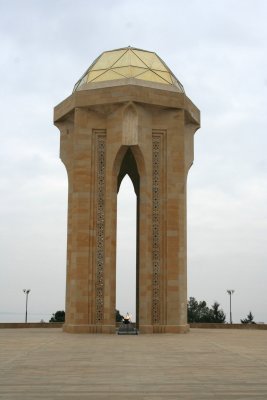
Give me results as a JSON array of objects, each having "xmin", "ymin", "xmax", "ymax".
[{"xmin": 116, "ymin": 148, "xmax": 140, "ymax": 326}]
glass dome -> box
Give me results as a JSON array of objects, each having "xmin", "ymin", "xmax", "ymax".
[{"xmin": 73, "ymin": 46, "xmax": 184, "ymax": 92}]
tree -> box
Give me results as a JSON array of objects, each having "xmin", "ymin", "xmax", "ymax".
[
  {"xmin": 115, "ymin": 309, "xmax": 123, "ymax": 322},
  {"xmin": 188, "ymin": 297, "xmax": 210, "ymax": 323},
  {"xmin": 49, "ymin": 310, "xmax": 65, "ymax": 323},
  {"xmin": 187, "ymin": 297, "xmax": 225, "ymax": 323},
  {"xmin": 209, "ymin": 301, "xmax": 226, "ymax": 323},
  {"xmin": 241, "ymin": 311, "xmax": 256, "ymax": 324}
]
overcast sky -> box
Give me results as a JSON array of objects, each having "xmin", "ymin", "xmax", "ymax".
[{"xmin": 0, "ymin": 0, "xmax": 266, "ymax": 323}]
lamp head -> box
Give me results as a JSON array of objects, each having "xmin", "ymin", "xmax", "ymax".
[{"xmin": 227, "ymin": 289, "xmax": 235, "ymax": 295}]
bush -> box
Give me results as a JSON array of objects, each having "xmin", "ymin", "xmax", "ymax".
[{"xmin": 49, "ymin": 310, "xmax": 65, "ymax": 323}]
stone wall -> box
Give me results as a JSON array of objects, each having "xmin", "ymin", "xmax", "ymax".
[
  {"xmin": 1, "ymin": 322, "xmax": 266, "ymax": 330},
  {"xmin": 0, "ymin": 323, "xmax": 63, "ymax": 329},
  {"xmin": 190, "ymin": 323, "xmax": 267, "ymax": 330}
]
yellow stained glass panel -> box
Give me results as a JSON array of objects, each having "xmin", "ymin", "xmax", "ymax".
[
  {"xmin": 111, "ymin": 66, "xmax": 147, "ymax": 78},
  {"xmin": 135, "ymin": 70, "xmax": 167, "ymax": 84},
  {"xmin": 112, "ymin": 50, "xmax": 148, "ymax": 69},
  {"xmin": 91, "ymin": 49, "xmax": 126, "ymax": 71},
  {"xmin": 93, "ymin": 69, "xmax": 124, "ymax": 82},
  {"xmin": 129, "ymin": 66, "xmax": 148, "ymax": 77},
  {"xmin": 133, "ymin": 50, "xmax": 167, "ymax": 71},
  {"xmin": 129, "ymin": 51, "xmax": 148, "ymax": 68},
  {"xmin": 113, "ymin": 50, "xmax": 146, "ymax": 68},
  {"xmin": 153, "ymin": 70, "xmax": 173, "ymax": 84},
  {"xmin": 111, "ymin": 50, "xmax": 131, "ymax": 68},
  {"xmin": 87, "ymin": 69, "xmax": 106, "ymax": 82}
]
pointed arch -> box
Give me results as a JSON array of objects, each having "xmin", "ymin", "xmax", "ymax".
[
  {"xmin": 112, "ymin": 144, "xmax": 146, "ymax": 329},
  {"xmin": 113, "ymin": 144, "xmax": 146, "ymax": 186},
  {"xmin": 116, "ymin": 175, "xmax": 137, "ymax": 321},
  {"xmin": 117, "ymin": 148, "xmax": 139, "ymax": 194}
]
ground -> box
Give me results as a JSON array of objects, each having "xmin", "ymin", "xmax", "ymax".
[{"xmin": 0, "ymin": 328, "xmax": 267, "ymax": 399}]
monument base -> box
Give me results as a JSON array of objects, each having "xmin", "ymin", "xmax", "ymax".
[
  {"xmin": 62, "ymin": 324, "xmax": 116, "ymax": 334},
  {"xmin": 63, "ymin": 323, "xmax": 189, "ymax": 334},
  {"xmin": 139, "ymin": 324, "xmax": 190, "ymax": 334}
]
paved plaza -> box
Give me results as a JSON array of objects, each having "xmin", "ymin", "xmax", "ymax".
[{"xmin": 0, "ymin": 328, "xmax": 267, "ymax": 399}]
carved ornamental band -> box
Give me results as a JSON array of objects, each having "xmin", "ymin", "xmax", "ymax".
[
  {"xmin": 152, "ymin": 134, "xmax": 162, "ymax": 324},
  {"xmin": 95, "ymin": 132, "xmax": 106, "ymax": 323}
]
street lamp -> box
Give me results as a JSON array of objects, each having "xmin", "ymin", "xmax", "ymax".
[
  {"xmin": 23, "ymin": 289, "xmax": 31, "ymax": 323},
  {"xmin": 227, "ymin": 289, "xmax": 235, "ymax": 324}
]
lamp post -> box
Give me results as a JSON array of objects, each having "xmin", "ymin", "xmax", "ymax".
[
  {"xmin": 23, "ymin": 289, "xmax": 31, "ymax": 323},
  {"xmin": 227, "ymin": 289, "xmax": 235, "ymax": 324}
]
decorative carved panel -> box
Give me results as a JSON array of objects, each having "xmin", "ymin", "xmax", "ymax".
[
  {"xmin": 152, "ymin": 134, "xmax": 162, "ymax": 324},
  {"xmin": 95, "ymin": 131, "xmax": 106, "ymax": 323}
]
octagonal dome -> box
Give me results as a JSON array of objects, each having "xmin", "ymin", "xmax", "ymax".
[{"xmin": 73, "ymin": 46, "xmax": 185, "ymax": 93}]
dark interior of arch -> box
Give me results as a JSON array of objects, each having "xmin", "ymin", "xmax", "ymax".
[{"xmin": 117, "ymin": 148, "xmax": 139, "ymax": 194}]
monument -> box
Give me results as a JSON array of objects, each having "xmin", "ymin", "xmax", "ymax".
[{"xmin": 54, "ymin": 47, "xmax": 200, "ymax": 333}]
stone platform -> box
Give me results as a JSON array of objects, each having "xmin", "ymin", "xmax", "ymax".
[
  {"xmin": 117, "ymin": 321, "xmax": 138, "ymax": 335},
  {"xmin": 0, "ymin": 328, "xmax": 267, "ymax": 399}
]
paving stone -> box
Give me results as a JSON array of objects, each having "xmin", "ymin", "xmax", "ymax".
[{"xmin": 0, "ymin": 328, "xmax": 267, "ymax": 399}]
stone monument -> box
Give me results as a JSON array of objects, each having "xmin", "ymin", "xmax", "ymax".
[{"xmin": 54, "ymin": 47, "xmax": 200, "ymax": 333}]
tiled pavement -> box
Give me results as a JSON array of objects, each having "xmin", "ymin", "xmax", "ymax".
[{"xmin": 0, "ymin": 328, "xmax": 267, "ymax": 399}]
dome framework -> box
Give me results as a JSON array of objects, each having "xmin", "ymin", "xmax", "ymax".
[{"xmin": 74, "ymin": 46, "xmax": 185, "ymax": 92}]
